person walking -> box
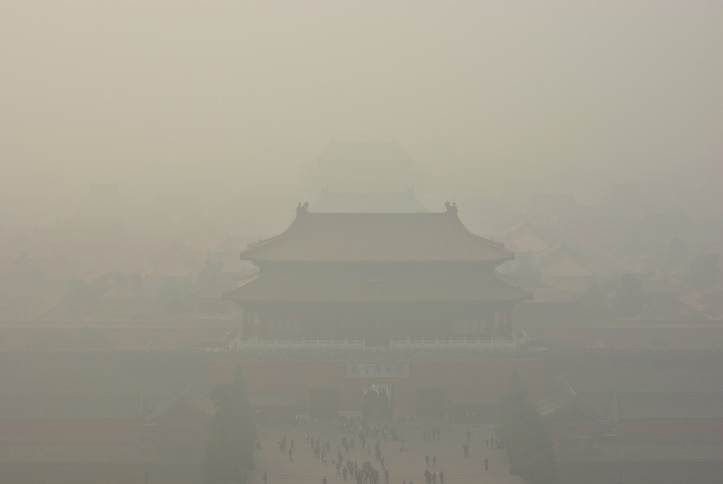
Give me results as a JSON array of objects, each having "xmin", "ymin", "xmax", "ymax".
[
  {"xmin": 322, "ymin": 476, "xmax": 327, "ymax": 484},
  {"xmin": 263, "ymin": 471, "xmax": 268, "ymax": 483},
  {"xmin": 484, "ymin": 456, "xmax": 489, "ymax": 471},
  {"xmin": 439, "ymin": 470, "xmax": 444, "ymax": 483}
]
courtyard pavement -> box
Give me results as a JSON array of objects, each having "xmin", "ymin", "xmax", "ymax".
[{"xmin": 249, "ymin": 420, "xmax": 526, "ymax": 484}]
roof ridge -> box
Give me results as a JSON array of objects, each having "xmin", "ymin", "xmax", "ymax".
[{"xmin": 241, "ymin": 206, "xmax": 514, "ymax": 263}]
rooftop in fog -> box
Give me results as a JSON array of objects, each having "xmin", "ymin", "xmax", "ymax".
[
  {"xmin": 240, "ymin": 203, "xmax": 513, "ymax": 263},
  {"xmin": 227, "ymin": 272, "xmax": 529, "ymax": 302}
]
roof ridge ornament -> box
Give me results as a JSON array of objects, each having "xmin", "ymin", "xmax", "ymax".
[
  {"xmin": 296, "ymin": 201, "xmax": 310, "ymax": 216},
  {"xmin": 444, "ymin": 201, "xmax": 458, "ymax": 216}
]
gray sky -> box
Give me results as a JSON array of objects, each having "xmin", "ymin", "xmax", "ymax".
[{"xmin": 1, "ymin": 1, "xmax": 721, "ymax": 215}]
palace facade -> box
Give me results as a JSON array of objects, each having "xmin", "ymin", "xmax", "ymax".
[{"xmin": 225, "ymin": 203, "xmax": 541, "ymax": 419}]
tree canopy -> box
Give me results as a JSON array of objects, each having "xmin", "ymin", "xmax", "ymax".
[
  {"xmin": 204, "ymin": 370, "xmax": 256, "ymax": 484},
  {"xmin": 497, "ymin": 371, "xmax": 558, "ymax": 484}
]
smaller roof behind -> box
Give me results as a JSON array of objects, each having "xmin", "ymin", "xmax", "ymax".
[
  {"xmin": 539, "ymin": 383, "xmax": 604, "ymax": 420},
  {"xmin": 195, "ymin": 276, "xmax": 231, "ymax": 299},
  {"xmin": 540, "ymin": 257, "xmax": 594, "ymax": 278},
  {"xmin": 510, "ymin": 231, "xmax": 553, "ymax": 254},
  {"xmin": 641, "ymin": 272, "xmax": 683, "ymax": 294},
  {"xmin": 147, "ymin": 385, "xmax": 213, "ymax": 423}
]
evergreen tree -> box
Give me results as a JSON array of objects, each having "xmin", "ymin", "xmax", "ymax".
[
  {"xmin": 497, "ymin": 371, "xmax": 557, "ymax": 484},
  {"xmin": 204, "ymin": 370, "xmax": 256, "ymax": 484}
]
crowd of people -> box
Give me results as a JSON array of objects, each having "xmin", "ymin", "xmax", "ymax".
[{"xmin": 261, "ymin": 419, "xmax": 500, "ymax": 484}]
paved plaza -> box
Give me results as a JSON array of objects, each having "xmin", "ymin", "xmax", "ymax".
[{"xmin": 249, "ymin": 420, "xmax": 526, "ymax": 484}]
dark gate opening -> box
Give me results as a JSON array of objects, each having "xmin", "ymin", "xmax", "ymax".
[{"xmin": 362, "ymin": 383, "xmax": 393, "ymax": 419}]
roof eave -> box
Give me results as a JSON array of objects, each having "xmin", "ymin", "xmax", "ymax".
[{"xmin": 239, "ymin": 256, "xmax": 515, "ymax": 264}]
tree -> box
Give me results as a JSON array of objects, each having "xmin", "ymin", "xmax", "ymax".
[
  {"xmin": 497, "ymin": 371, "xmax": 557, "ymax": 484},
  {"xmin": 204, "ymin": 370, "xmax": 256, "ymax": 484}
]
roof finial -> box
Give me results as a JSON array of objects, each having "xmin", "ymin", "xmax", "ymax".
[
  {"xmin": 296, "ymin": 201, "xmax": 310, "ymax": 216},
  {"xmin": 445, "ymin": 201, "xmax": 458, "ymax": 216}
]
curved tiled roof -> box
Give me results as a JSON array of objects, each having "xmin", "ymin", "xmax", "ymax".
[
  {"xmin": 241, "ymin": 209, "xmax": 513, "ymax": 263},
  {"xmin": 226, "ymin": 273, "xmax": 530, "ymax": 303}
]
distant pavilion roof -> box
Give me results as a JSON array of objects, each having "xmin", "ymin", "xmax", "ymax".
[{"xmin": 240, "ymin": 205, "xmax": 514, "ymax": 263}]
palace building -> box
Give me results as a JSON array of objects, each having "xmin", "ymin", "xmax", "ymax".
[{"xmin": 224, "ymin": 203, "xmax": 541, "ymax": 419}]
